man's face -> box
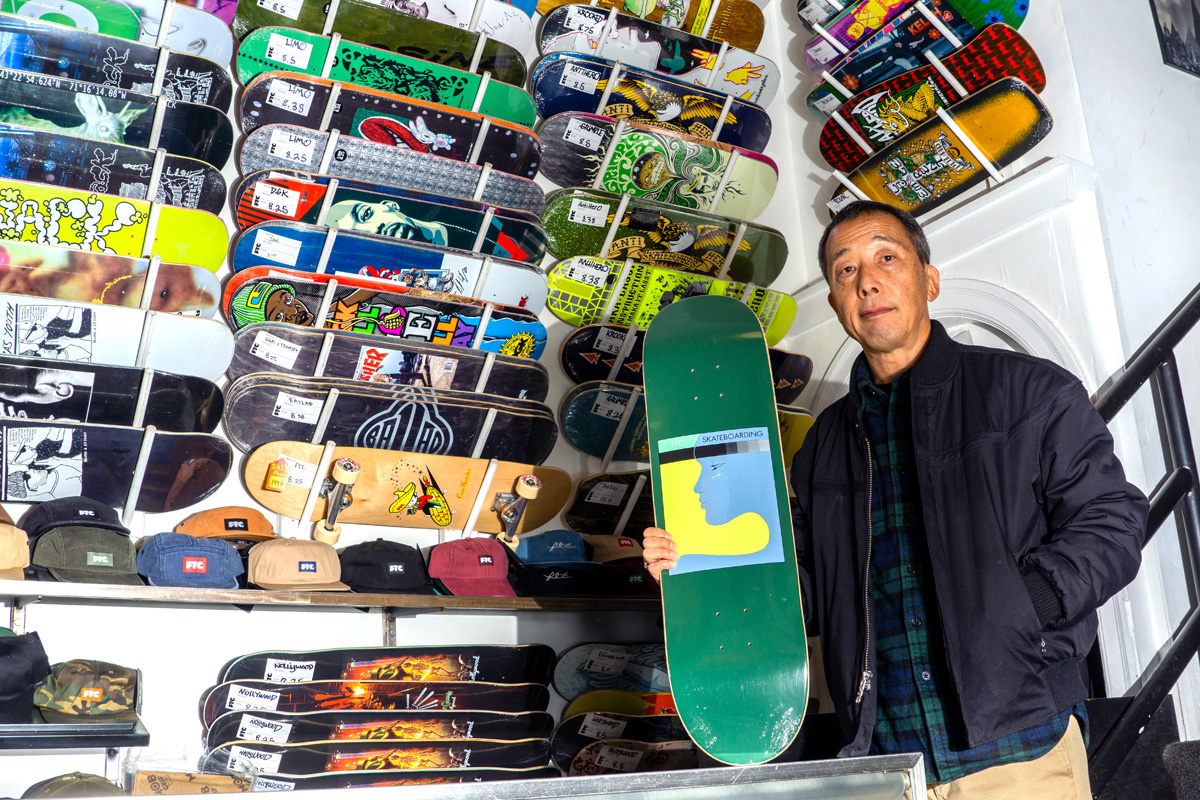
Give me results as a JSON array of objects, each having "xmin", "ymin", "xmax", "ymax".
[
  {"xmin": 824, "ymin": 211, "xmax": 940, "ymax": 361},
  {"xmin": 264, "ymin": 290, "xmax": 312, "ymax": 325}
]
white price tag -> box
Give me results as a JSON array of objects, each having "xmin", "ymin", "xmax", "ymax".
[
  {"xmin": 252, "ymin": 181, "xmax": 301, "ymax": 217},
  {"xmin": 266, "ymin": 79, "xmax": 315, "ymax": 115},
  {"xmin": 562, "ymin": 256, "xmax": 611, "ymax": 288},
  {"xmin": 584, "ymin": 647, "xmax": 630, "ymax": 674},
  {"xmin": 254, "ymin": 778, "xmax": 295, "ymax": 791},
  {"xmin": 237, "ymin": 714, "xmax": 294, "ymax": 743},
  {"xmin": 229, "ymin": 745, "xmax": 283, "ymax": 774},
  {"xmin": 808, "ymin": 38, "xmax": 842, "ymax": 67},
  {"xmin": 594, "ymin": 743, "xmax": 643, "ymax": 772},
  {"xmin": 827, "ymin": 190, "xmax": 855, "ymax": 215},
  {"xmin": 591, "ymin": 390, "xmax": 628, "ymax": 421},
  {"xmin": 249, "ymin": 330, "xmax": 302, "ymax": 370},
  {"xmin": 252, "ymin": 230, "xmax": 302, "ymax": 267},
  {"xmin": 565, "ymin": 3, "xmax": 607, "ymax": 34},
  {"xmin": 813, "ymin": 90, "xmax": 843, "ymax": 115},
  {"xmin": 563, "ymin": 116, "xmax": 605, "ymax": 151},
  {"xmin": 594, "ymin": 326, "xmax": 626, "ymax": 355},
  {"xmin": 265, "ymin": 32, "xmax": 313, "ymax": 69},
  {"xmin": 798, "ymin": 1, "xmax": 827, "ymax": 24},
  {"xmin": 567, "ymin": 198, "xmax": 607, "ymax": 227},
  {"xmin": 257, "ymin": 0, "xmax": 303, "ymax": 19},
  {"xmin": 585, "ymin": 480, "xmax": 627, "ymax": 507},
  {"xmin": 279, "ymin": 454, "xmax": 317, "ymax": 488},
  {"xmin": 267, "ymin": 128, "xmax": 316, "ymax": 166},
  {"xmin": 578, "ymin": 712, "xmax": 629, "ymax": 740},
  {"xmin": 272, "ymin": 391, "xmax": 322, "ymax": 424},
  {"xmin": 226, "ymin": 684, "xmax": 281, "ymax": 711},
  {"xmin": 264, "ymin": 657, "xmax": 316, "ymax": 682},
  {"xmin": 560, "ymin": 62, "xmax": 601, "ymax": 94}
]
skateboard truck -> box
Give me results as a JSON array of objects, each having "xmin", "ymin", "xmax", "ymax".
[
  {"xmin": 314, "ymin": 457, "xmax": 361, "ymax": 545},
  {"xmin": 492, "ymin": 474, "xmax": 541, "ymax": 548}
]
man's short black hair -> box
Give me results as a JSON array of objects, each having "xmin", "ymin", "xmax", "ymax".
[{"xmin": 817, "ymin": 200, "xmax": 932, "ymax": 285}]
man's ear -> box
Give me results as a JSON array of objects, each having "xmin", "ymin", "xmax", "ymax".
[{"xmin": 924, "ymin": 263, "xmax": 941, "ymax": 303}]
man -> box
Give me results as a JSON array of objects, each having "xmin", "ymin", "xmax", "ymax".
[{"xmin": 643, "ymin": 200, "xmax": 1147, "ymax": 799}]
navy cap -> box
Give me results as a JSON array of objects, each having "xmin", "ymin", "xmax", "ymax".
[
  {"xmin": 0, "ymin": 631, "xmax": 51, "ymax": 723},
  {"xmin": 338, "ymin": 539, "xmax": 436, "ymax": 595},
  {"xmin": 515, "ymin": 530, "xmax": 599, "ymax": 569},
  {"xmin": 507, "ymin": 548, "xmax": 596, "ymax": 597},
  {"xmin": 136, "ymin": 532, "xmax": 243, "ymax": 589}
]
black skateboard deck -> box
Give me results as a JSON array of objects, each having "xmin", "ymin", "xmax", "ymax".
[
  {"xmin": 0, "ymin": 355, "xmax": 222, "ymax": 433},
  {"xmin": 551, "ymin": 712, "xmax": 689, "ymax": 773},
  {"xmin": 564, "ymin": 470, "xmax": 652, "ymax": 538},
  {"xmin": 202, "ymin": 680, "xmax": 551, "ymax": 728},
  {"xmin": 203, "ymin": 737, "xmax": 551, "ymax": 774},
  {"xmin": 569, "ymin": 737, "xmax": 697, "ymax": 775},
  {"xmin": 228, "ymin": 323, "xmax": 551, "ymax": 402},
  {"xmin": 205, "ymin": 708, "xmax": 555, "ymax": 751},
  {"xmin": 249, "ymin": 766, "xmax": 559, "ymax": 790}
]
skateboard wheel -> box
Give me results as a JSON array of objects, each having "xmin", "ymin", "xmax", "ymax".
[
  {"xmin": 314, "ymin": 522, "xmax": 341, "ymax": 545},
  {"xmin": 332, "ymin": 458, "xmax": 361, "ymax": 484},
  {"xmin": 516, "ymin": 474, "xmax": 541, "ymax": 499}
]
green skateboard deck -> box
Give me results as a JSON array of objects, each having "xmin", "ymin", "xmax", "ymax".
[{"xmin": 643, "ymin": 294, "xmax": 807, "ymax": 764}]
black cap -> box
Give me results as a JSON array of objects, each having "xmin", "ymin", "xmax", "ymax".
[
  {"xmin": 21, "ymin": 499, "xmax": 130, "ymax": 583},
  {"xmin": 594, "ymin": 558, "xmax": 660, "ymax": 598},
  {"xmin": 507, "ymin": 548, "xmax": 597, "ymax": 597},
  {"xmin": 0, "ymin": 631, "xmax": 51, "ymax": 723},
  {"xmin": 338, "ymin": 540, "xmax": 437, "ymax": 595}
]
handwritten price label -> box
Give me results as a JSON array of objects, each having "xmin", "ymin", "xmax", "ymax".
[
  {"xmin": 562, "ymin": 256, "xmax": 611, "ymax": 288},
  {"xmin": 594, "ymin": 744, "xmax": 642, "ymax": 772},
  {"xmin": 249, "ymin": 330, "xmax": 302, "ymax": 370},
  {"xmin": 265, "ymin": 32, "xmax": 313, "ymax": 69},
  {"xmin": 565, "ymin": 4, "xmax": 607, "ymax": 35},
  {"xmin": 251, "ymin": 182, "xmax": 301, "ymax": 217},
  {"xmin": 272, "ymin": 391, "xmax": 322, "ymax": 424},
  {"xmin": 584, "ymin": 647, "xmax": 630, "ymax": 674},
  {"xmin": 578, "ymin": 713, "xmax": 628, "ymax": 740},
  {"xmin": 567, "ymin": 198, "xmax": 607, "ymax": 227},
  {"xmin": 228, "ymin": 746, "xmax": 283, "ymax": 774},
  {"xmin": 585, "ymin": 480, "xmax": 627, "ymax": 507},
  {"xmin": 266, "ymin": 79, "xmax": 315, "ymax": 116},
  {"xmin": 563, "ymin": 116, "xmax": 605, "ymax": 151},
  {"xmin": 267, "ymin": 128, "xmax": 316, "ymax": 166},
  {"xmin": 257, "ymin": 0, "xmax": 303, "ymax": 19},
  {"xmin": 591, "ymin": 389, "xmax": 628, "ymax": 421},
  {"xmin": 594, "ymin": 326, "xmax": 626, "ymax": 355},
  {"xmin": 237, "ymin": 714, "xmax": 293, "ymax": 743},
  {"xmin": 251, "ymin": 230, "xmax": 302, "ymax": 267},
  {"xmin": 560, "ymin": 62, "xmax": 601, "ymax": 94}
]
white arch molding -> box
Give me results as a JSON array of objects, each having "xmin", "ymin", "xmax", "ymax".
[{"xmin": 811, "ymin": 278, "xmax": 1088, "ymax": 414}]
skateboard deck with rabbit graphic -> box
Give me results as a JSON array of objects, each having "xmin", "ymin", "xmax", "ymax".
[
  {"xmin": 643, "ymin": 294, "xmax": 807, "ymax": 764},
  {"xmin": 534, "ymin": 0, "xmax": 763, "ymax": 51}
]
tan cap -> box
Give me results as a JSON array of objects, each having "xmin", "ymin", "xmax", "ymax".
[
  {"xmin": 175, "ymin": 506, "xmax": 277, "ymax": 542},
  {"xmin": 582, "ymin": 534, "xmax": 644, "ymax": 563},
  {"xmin": 0, "ymin": 522, "xmax": 27, "ymax": 581},
  {"xmin": 247, "ymin": 538, "xmax": 350, "ymax": 592}
]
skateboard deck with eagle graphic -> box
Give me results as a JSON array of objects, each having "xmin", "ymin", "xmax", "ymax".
[
  {"xmin": 223, "ymin": 267, "xmax": 548, "ymax": 359},
  {"xmin": 0, "ymin": 12, "xmax": 233, "ymax": 110},
  {"xmin": 228, "ymin": 323, "xmax": 550, "ymax": 401},
  {"xmin": 240, "ymin": 72, "xmax": 540, "ymax": 179},
  {"xmin": 563, "ymin": 469, "xmax": 653, "ymax": 537},
  {"xmin": 534, "ymin": 0, "xmax": 763, "ymax": 52},
  {"xmin": 202, "ymin": 738, "xmax": 552, "ymax": 775},
  {"xmin": 231, "ymin": 0, "xmax": 527, "ymax": 85},
  {"xmin": 239, "ymin": 125, "xmax": 545, "ymax": 217},
  {"xmin": 223, "ymin": 374, "xmax": 557, "ymax": 462},
  {"xmin": 818, "ymin": 23, "xmax": 1045, "ymax": 171},
  {"xmin": 826, "ymin": 77, "xmax": 1052, "ymax": 218},
  {"xmin": 232, "ymin": 173, "xmax": 547, "ymax": 265},
  {"xmin": 236, "ymin": 29, "xmax": 536, "ymax": 126},
  {"xmin": 242, "ymin": 442, "xmax": 571, "ymax": 535},
  {"xmin": 546, "ymin": 256, "xmax": 796, "ymax": 345},
  {"xmin": 551, "ymin": 712, "xmax": 686, "ymax": 772},
  {"xmin": 245, "ymin": 767, "xmax": 560, "ymax": 790},
  {"xmin": 537, "ymin": 5, "xmax": 779, "ymax": 105},
  {"xmin": 560, "ymin": 324, "xmax": 813, "ymax": 405},
  {"xmin": 561, "ymin": 689, "xmax": 675, "ymax": 720},
  {"xmin": 569, "ymin": 737, "xmax": 697, "ymax": 775},
  {"xmin": 530, "ymin": 53, "xmax": 771, "ymax": 152},
  {"xmin": 643, "ymin": 294, "xmax": 807, "ymax": 764},
  {"xmin": 539, "ymin": 113, "xmax": 777, "ymax": 219},
  {"xmin": 542, "ymin": 188, "xmax": 787, "ymax": 286}
]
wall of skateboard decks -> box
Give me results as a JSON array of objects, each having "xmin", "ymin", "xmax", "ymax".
[{"xmin": 0, "ymin": 0, "xmax": 1146, "ymax": 790}]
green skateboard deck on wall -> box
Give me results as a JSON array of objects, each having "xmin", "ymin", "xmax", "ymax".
[{"xmin": 643, "ymin": 294, "xmax": 807, "ymax": 764}]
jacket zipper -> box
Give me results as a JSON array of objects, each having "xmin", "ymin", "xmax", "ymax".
[{"xmin": 855, "ymin": 436, "xmax": 874, "ymax": 704}]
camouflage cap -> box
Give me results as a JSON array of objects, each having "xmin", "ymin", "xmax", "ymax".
[
  {"xmin": 21, "ymin": 773, "xmax": 125, "ymax": 798},
  {"xmin": 34, "ymin": 660, "xmax": 139, "ymax": 723}
]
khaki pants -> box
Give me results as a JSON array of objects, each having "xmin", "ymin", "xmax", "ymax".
[{"xmin": 926, "ymin": 717, "xmax": 1090, "ymax": 800}]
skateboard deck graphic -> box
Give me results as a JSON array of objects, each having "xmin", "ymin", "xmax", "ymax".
[
  {"xmin": 241, "ymin": 73, "xmax": 541, "ymax": 179},
  {"xmin": 553, "ymin": 642, "xmax": 668, "ymax": 701},
  {"xmin": 224, "ymin": 375, "xmax": 558, "ymax": 463},
  {"xmin": 560, "ymin": 325, "xmax": 813, "ymax": 405},
  {"xmin": 537, "ymin": 5, "xmax": 779, "ymax": 105},
  {"xmin": 243, "ymin": 442, "xmax": 571, "ymax": 534},
  {"xmin": 569, "ymin": 737, "xmax": 697, "ymax": 775},
  {"xmin": 0, "ymin": 355, "xmax": 222, "ymax": 432},
  {"xmin": 239, "ymin": 125, "xmax": 546, "ymax": 216},
  {"xmin": 818, "ymin": 24, "xmax": 1045, "ymax": 171},
  {"xmin": 531, "ymin": 54, "xmax": 771, "ymax": 152},
  {"xmin": 539, "ymin": 113, "xmax": 778, "ymax": 219},
  {"xmin": 827, "ymin": 77, "xmax": 1052, "ymax": 218},
  {"xmin": 551, "ymin": 712, "xmax": 688, "ymax": 772},
  {"xmin": 547, "ymin": 256, "xmax": 796, "ymax": 345},
  {"xmin": 0, "ymin": 240, "xmax": 219, "ymax": 316},
  {"xmin": 201, "ymin": 679, "xmax": 552, "ymax": 728},
  {"xmin": 0, "ymin": 177, "xmax": 228, "ymax": 270},
  {"xmin": 204, "ymin": 738, "xmax": 552, "ymax": 775},
  {"xmin": 534, "ymin": 0, "xmax": 764, "ymax": 51},
  {"xmin": 561, "ymin": 689, "xmax": 675, "ymax": 719},
  {"xmin": 542, "ymin": 188, "xmax": 788, "ymax": 286},
  {"xmin": 236, "ymin": 29, "xmax": 537, "ymax": 126},
  {"xmin": 0, "ymin": 420, "xmax": 229, "ymax": 510},
  {"xmin": 248, "ymin": 767, "xmax": 560, "ymax": 790},
  {"xmin": 559, "ymin": 381, "xmax": 647, "ymax": 462},
  {"xmin": 643, "ymin": 295, "xmax": 807, "ymax": 764},
  {"xmin": 564, "ymin": 470, "xmax": 653, "ymax": 537},
  {"xmin": 800, "ymin": 0, "xmax": 915, "ymax": 71},
  {"xmin": 205, "ymin": 709, "xmax": 555, "ymax": 751},
  {"xmin": 0, "ymin": 12, "xmax": 233, "ymax": 109},
  {"xmin": 223, "ymin": 267, "xmax": 548, "ymax": 359},
  {"xmin": 229, "ymin": 323, "xmax": 550, "ymax": 401}
]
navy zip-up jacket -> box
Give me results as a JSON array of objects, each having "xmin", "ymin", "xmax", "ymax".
[{"xmin": 790, "ymin": 321, "xmax": 1148, "ymax": 757}]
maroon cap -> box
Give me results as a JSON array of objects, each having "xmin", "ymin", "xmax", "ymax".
[{"xmin": 427, "ymin": 538, "xmax": 515, "ymax": 597}]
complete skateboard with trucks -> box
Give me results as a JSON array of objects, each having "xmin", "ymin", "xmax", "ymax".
[
  {"xmin": 643, "ymin": 294, "xmax": 806, "ymax": 763},
  {"xmin": 550, "ymin": 712, "xmax": 688, "ymax": 772},
  {"xmin": 202, "ymin": 738, "xmax": 552, "ymax": 775},
  {"xmin": 533, "ymin": 0, "xmax": 764, "ymax": 51},
  {"xmin": 542, "ymin": 188, "xmax": 788, "ymax": 286}
]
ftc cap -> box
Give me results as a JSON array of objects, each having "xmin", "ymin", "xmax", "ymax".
[
  {"xmin": 582, "ymin": 534, "xmax": 644, "ymax": 563},
  {"xmin": 34, "ymin": 660, "xmax": 138, "ymax": 723},
  {"xmin": 21, "ymin": 498, "xmax": 129, "ymax": 538},
  {"xmin": 515, "ymin": 530, "xmax": 598, "ymax": 569},
  {"xmin": 427, "ymin": 538, "xmax": 515, "ymax": 597},
  {"xmin": 31, "ymin": 528, "xmax": 141, "ymax": 585},
  {"xmin": 175, "ymin": 507, "xmax": 278, "ymax": 543},
  {"xmin": 338, "ymin": 539, "xmax": 436, "ymax": 595},
  {"xmin": 136, "ymin": 532, "xmax": 244, "ymax": 589},
  {"xmin": 0, "ymin": 631, "xmax": 51, "ymax": 723},
  {"xmin": 21, "ymin": 773, "xmax": 125, "ymax": 798},
  {"xmin": 247, "ymin": 538, "xmax": 350, "ymax": 592}
]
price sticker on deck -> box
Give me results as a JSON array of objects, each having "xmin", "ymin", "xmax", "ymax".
[
  {"xmin": 808, "ymin": 38, "xmax": 841, "ymax": 67},
  {"xmin": 585, "ymin": 480, "xmax": 627, "ymax": 507},
  {"xmin": 272, "ymin": 391, "xmax": 321, "ymax": 424},
  {"xmin": 249, "ymin": 330, "xmax": 302, "ymax": 370},
  {"xmin": 798, "ymin": 1, "xmax": 827, "ymax": 24},
  {"xmin": 267, "ymin": 128, "xmax": 316, "ymax": 166},
  {"xmin": 826, "ymin": 190, "xmax": 855, "ymax": 216},
  {"xmin": 562, "ymin": 257, "xmax": 610, "ymax": 289},
  {"xmin": 594, "ymin": 744, "xmax": 643, "ymax": 772},
  {"xmin": 578, "ymin": 713, "xmax": 628, "ymax": 740},
  {"xmin": 266, "ymin": 79, "xmax": 315, "ymax": 115},
  {"xmin": 279, "ymin": 455, "xmax": 317, "ymax": 488},
  {"xmin": 565, "ymin": 3, "xmax": 607, "ymax": 34},
  {"xmin": 254, "ymin": 778, "xmax": 295, "ymax": 792},
  {"xmin": 264, "ymin": 657, "xmax": 316, "ymax": 682},
  {"xmin": 226, "ymin": 684, "xmax": 281, "ymax": 711},
  {"xmin": 560, "ymin": 62, "xmax": 601, "ymax": 94},
  {"xmin": 251, "ymin": 181, "xmax": 301, "ymax": 217},
  {"xmin": 591, "ymin": 389, "xmax": 628, "ymax": 420},
  {"xmin": 252, "ymin": 230, "xmax": 301, "ymax": 267},
  {"xmin": 237, "ymin": 714, "xmax": 294, "ymax": 743},
  {"xmin": 567, "ymin": 198, "xmax": 607, "ymax": 227},
  {"xmin": 563, "ymin": 116, "xmax": 605, "ymax": 152},
  {"xmin": 257, "ymin": 0, "xmax": 303, "ymax": 19},
  {"xmin": 812, "ymin": 91, "xmax": 843, "ymax": 115},
  {"xmin": 594, "ymin": 326, "xmax": 626, "ymax": 355},
  {"xmin": 229, "ymin": 746, "xmax": 283, "ymax": 774},
  {"xmin": 265, "ymin": 32, "xmax": 313, "ymax": 69},
  {"xmin": 584, "ymin": 647, "xmax": 630, "ymax": 674}
]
